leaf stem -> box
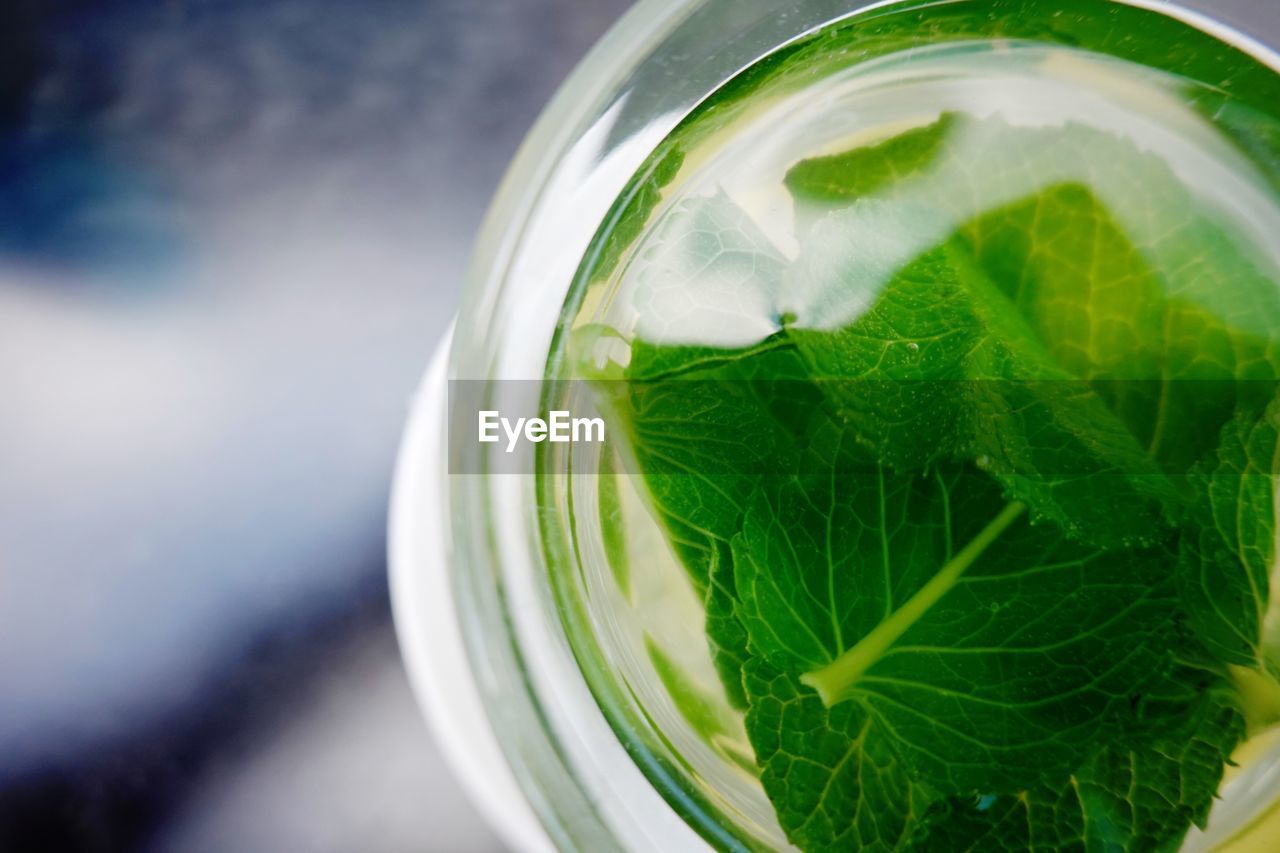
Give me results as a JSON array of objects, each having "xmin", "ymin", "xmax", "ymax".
[
  {"xmin": 801, "ymin": 501, "xmax": 1026, "ymax": 706},
  {"xmin": 1229, "ymin": 664, "xmax": 1280, "ymax": 735}
]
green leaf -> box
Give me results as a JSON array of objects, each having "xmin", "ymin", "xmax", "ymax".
[
  {"xmin": 613, "ymin": 335, "xmax": 826, "ymax": 704},
  {"xmin": 617, "ymin": 335, "xmax": 818, "ymax": 581},
  {"xmin": 744, "ymin": 647, "xmax": 1243, "ymax": 853},
  {"xmin": 734, "ymin": 449, "xmax": 1182, "ymax": 793},
  {"xmin": 915, "ymin": 680, "xmax": 1244, "ymax": 853},
  {"xmin": 592, "ymin": 99, "xmax": 1280, "ymax": 853},
  {"xmin": 785, "ymin": 116, "xmax": 1280, "ymax": 475},
  {"xmin": 598, "ymin": 449, "xmax": 632, "ymax": 602},
  {"xmin": 603, "ymin": 192, "xmax": 1250, "ymax": 849},
  {"xmin": 786, "ymin": 113, "xmax": 961, "ymax": 203},
  {"xmin": 705, "ymin": 539, "xmax": 751, "ymax": 710},
  {"xmin": 961, "ymin": 181, "xmax": 1280, "ymax": 475},
  {"xmin": 959, "ymin": 248, "xmax": 1177, "ymax": 548},
  {"xmin": 1178, "ymin": 399, "xmax": 1280, "ymax": 687},
  {"xmin": 742, "ymin": 656, "xmax": 927, "ymax": 852},
  {"xmin": 786, "ymin": 211, "xmax": 1176, "ymax": 547},
  {"xmin": 785, "ymin": 234, "xmax": 977, "ymax": 470}
]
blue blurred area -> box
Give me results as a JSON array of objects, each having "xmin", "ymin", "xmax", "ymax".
[
  {"xmin": 0, "ymin": 133, "xmax": 179, "ymax": 272},
  {"xmin": 0, "ymin": 1, "xmax": 178, "ymax": 277},
  {"xmin": 0, "ymin": 0, "xmax": 629, "ymax": 850}
]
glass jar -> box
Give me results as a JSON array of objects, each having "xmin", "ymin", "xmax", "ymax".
[{"xmin": 391, "ymin": 2, "xmax": 1280, "ymax": 851}]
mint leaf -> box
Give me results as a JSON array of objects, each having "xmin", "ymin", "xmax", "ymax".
[
  {"xmin": 598, "ymin": 449, "xmax": 632, "ymax": 602},
  {"xmin": 786, "ymin": 207, "xmax": 1175, "ymax": 547},
  {"xmin": 959, "ymin": 249, "xmax": 1177, "ymax": 548},
  {"xmin": 612, "ymin": 336, "xmax": 824, "ymax": 703},
  {"xmin": 786, "ymin": 113, "xmax": 960, "ymax": 203},
  {"xmin": 618, "ymin": 335, "xmax": 817, "ymax": 577},
  {"xmin": 704, "ymin": 539, "xmax": 751, "ymax": 710},
  {"xmin": 733, "ymin": 446, "xmax": 1182, "ymax": 792},
  {"xmin": 585, "ymin": 99, "xmax": 1280, "ymax": 852},
  {"xmin": 962, "ymin": 181, "xmax": 1280, "ymax": 475},
  {"xmin": 785, "ymin": 235, "xmax": 977, "ymax": 470},
  {"xmin": 600, "ymin": 187, "xmax": 1250, "ymax": 849},
  {"xmin": 785, "ymin": 116, "xmax": 1280, "ymax": 475},
  {"xmin": 915, "ymin": 681, "xmax": 1244, "ymax": 852},
  {"xmin": 742, "ymin": 656, "xmax": 926, "ymax": 852},
  {"xmin": 1178, "ymin": 399, "xmax": 1280, "ymax": 710}
]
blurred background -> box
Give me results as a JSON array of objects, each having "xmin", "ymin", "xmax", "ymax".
[{"xmin": 0, "ymin": 0, "xmax": 630, "ymax": 850}]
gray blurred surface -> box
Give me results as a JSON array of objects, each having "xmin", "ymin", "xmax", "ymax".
[{"xmin": 0, "ymin": 0, "xmax": 629, "ymax": 850}]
